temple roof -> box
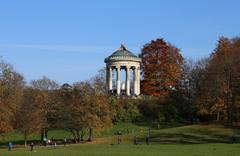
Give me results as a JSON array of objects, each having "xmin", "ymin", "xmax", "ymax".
[{"xmin": 104, "ymin": 44, "xmax": 141, "ymax": 63}]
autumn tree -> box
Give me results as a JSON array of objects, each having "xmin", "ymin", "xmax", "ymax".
[
  {"xmin": 73, "ymin": 81, "xmax": 111, "ymax": 141},
  {"xmin": 197, "ymin": 37, "xmax": 240, "ymax": 123},
  {"xmin": 52, "ymin": 78, "xmax": 111, "ymax": 142},
  {"xmin": 0, "ymin": 60, "xmax": 25, "ymax": 134},
  {"xmin": 30, "ymin": 76, "xmax": 59, "ymax": 141},
  {"xmin": 31, "ymin": 76, "xmax": 59, "ymax": 91},
  {"xmin": 50, "ymin": 83, "xmax": 81, "ymax": 141},
  {"xmin": 178, "ymin": 58, "xmax": 210, "ymax": 122},
  {"xmin": 141, "ymin": 38, "xmax": 184, "ymax": 96},
  {"xmin": 90, "ymin": 68, "xmax": 107, "ymax": 94},
  {"xmin": 16, "ymin": 87, "xmax": 43, "ymax": 147}
]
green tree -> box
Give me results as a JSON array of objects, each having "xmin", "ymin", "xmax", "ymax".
[{"xmin": 113, "ymin": 99, "xmax": 140, "ymax": 123}]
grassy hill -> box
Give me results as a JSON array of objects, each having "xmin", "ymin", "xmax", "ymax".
[
  {"xmin": 149, "ymin": 124, "xmax": 240, "ymax": 144},
  {"xmin": 1, "ymin": 123, "xmax": 240, "ymax": 146},
  {"xmin": 0, "ymin": 123, "xmax": 240, "ymax": 145},
  {"xmin": 93, "ymin": 123, "xmax": 240, "ymax": 145}
]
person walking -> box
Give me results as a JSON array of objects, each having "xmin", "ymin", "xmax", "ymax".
[
  {"xmin": 54, "ymin": 142, "xmax": 57, "ymax": 149},
  {"xmin": 43, "ymin": 137, "xmax": 47, "ymax": 146},
  {"xmin": 117, "ymin": 131, "xmax": 122, "ymax": 144},
  {"xmin": 30, "ymin": 142, "xmax": 35, "ymax": 151},
  {"xmin": 63, "ymin": 137, "xmax": 67, "ymax": 146},
  {"xmin": 146, "ymin": 135, "xmax": 150, "ymax": 145},
  {"xmin": 8, "ymin": 142, "xmax": 13, "ymax": 151},
  {"xmin": 117, "ymin": 135, "xmax": 122, "ymax": 144},
  {"xmin": 133, "ymin": 135, "xmax": 138, "ymax": 145}
]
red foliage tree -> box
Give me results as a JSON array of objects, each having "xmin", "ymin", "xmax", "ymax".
[{"xmin": 140, "ymin": 38, "xmax": 183, "ymax": 96}]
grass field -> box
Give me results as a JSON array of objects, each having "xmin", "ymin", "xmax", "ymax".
[
  {"xmin": 1, "ymin": 123, "xmax": 240, "ymax": 156},
  {"xmin": 1, "ymin": 143, "xmax": 240, "ymax": 156}
]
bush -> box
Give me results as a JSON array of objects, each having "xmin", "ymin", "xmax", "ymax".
[
  {"xmin": 138, "ymin": 94, "xmax": 195, "ymax": 123},
  {"xmin": 113, "ymin": 99, "xmax": 141, "ymax": 123}
]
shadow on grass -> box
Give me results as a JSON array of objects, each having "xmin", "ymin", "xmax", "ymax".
[
  {"xmin": 137, "ymin": 122, "xmax": 240, "ymax": 144},
  {"xmin": 139, "ymin": 132, "xmax": 240, "ymax": 144},
  {"xmin": 135, "ymin": 122, "xmax": 186, "ymax": 130}
]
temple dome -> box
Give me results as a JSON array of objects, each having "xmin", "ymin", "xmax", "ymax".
[{"xmin": 104, "ymin": 44, "xmax": 141, "ymax": 63}]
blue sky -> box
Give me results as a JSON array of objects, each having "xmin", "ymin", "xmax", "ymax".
[{"xmin": 0, "ymin": 0, "xmax": 240, "ymax": 84}]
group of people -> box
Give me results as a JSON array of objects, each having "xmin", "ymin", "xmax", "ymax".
[
  {"xmin": 6, "ymin": 132, "xmax": 150, "ymax": 152},
  {"xmin": 7, "ymin": 137, "xmax": 59, "ymax": 152},
  {"xmin": 7, "ymin": 141, "xmax": 35, "ymax": 152},
  {"xmin": 116, "ymin": 131, "xmax": 150, "ymax": 145},
  {"xmin": 133, "ymin": 135, "xmax": 150, "ymax": 145},
  {"xmin": 43, "ymin": 137, "xmax": 57, "ymax": 148}
]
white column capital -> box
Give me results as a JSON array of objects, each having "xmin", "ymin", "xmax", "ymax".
[{"xmin": 116, "ymin": 65, "xmax": 121, "ymax": 69}]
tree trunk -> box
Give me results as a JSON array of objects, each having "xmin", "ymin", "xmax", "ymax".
[
  {"xmin": 227, "ymin": 69, "xmax": 233, "ymax": 124},
  {"xmin": 76, "ymin": 130, "xmax": 80, "ymax": 143},
  {"xmin": 41, "ymin": 128, "xmax": 44, "ymax": 142},
  {"xmin": 45, "ymin": 129, "xmax": 48, "ymax": 139},
  {"xmin": 70, "ymin": 129, "xmax": 77, "ymax": 143},
  {"xmin": 24, "ymin": 130, "xmax": 27, "ymax": 148},
  {"xmin": 80, "ymin": 131, "xmax": 84, "ymax": 141},
  {"xmin": 217, "ymin": 112, "xmax": 220, "ymax": 121},
  {"xmin": 88, "ymin": 128, "xmax": 93, "ymax": 141}
]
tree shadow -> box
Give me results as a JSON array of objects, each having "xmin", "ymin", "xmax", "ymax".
[
  {"xmin": 140, "ymin": 133, "xmax": 240, "ymax": 144},
  {"xmin": 135, "ymin": 122, "xmax": 186, "ymax": 129}
]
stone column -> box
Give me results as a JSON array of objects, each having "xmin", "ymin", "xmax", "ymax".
[
  {"xmin": 125, "ymin": 66, "xmax": 130, "ymax": 96},
  {"xmin": 108, "ymin": 66, "xmax": 112, "ymax": 91},
  {"xmin": 116, "ymin": 66, "xmax": 121, "ymax": 95},
  {"xmin": 137, "ymin": 67, "xmax": 141, "ymax": 95},
  {"xmin": 133, "ymin": 67, "xmax": 138, "ymax": 95},
  {"xmin": 106, "ymin": 66, "xmax": 109, "ymax": 88}
]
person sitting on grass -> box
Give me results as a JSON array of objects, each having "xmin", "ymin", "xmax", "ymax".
[{"xmin": 47, "ymin": 139, "xmax": 51, "ymax": 145}]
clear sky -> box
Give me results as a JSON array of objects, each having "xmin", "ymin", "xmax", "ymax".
[{"xmin": 0, "ymin": 0, "xmax": 239, "ymax": 84}]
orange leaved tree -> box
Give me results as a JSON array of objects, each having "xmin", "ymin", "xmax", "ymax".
[{"xmin": 140, "ymin": 38, "xmax": 183, "ymax": 96}]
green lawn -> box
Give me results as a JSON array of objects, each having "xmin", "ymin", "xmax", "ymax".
[
  {"xmin": 1, "ymin": 143, "xmax": 240, "ymax": 156},
  {"xmin": 1, "ymin": 123, "xmax": 240, "ymax": 155},
  {"xmin": 0, "ymin": 123, "xmax": 147, "ymax": 146}
]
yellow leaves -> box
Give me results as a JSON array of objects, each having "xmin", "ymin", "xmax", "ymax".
[
  {"xmin": 210, "ymin": 98, "xmax": 225, "ymax": 114},
  {"xmin": 0, "ymin": 111, "xmax": 12, "ymax": 133},
  {"xmin": 53, "ymin": 82, "xmax": 112, "ymax": 132},
  {"xmin": 234, "ymin": 96, "xmax": 240, "ymax": 109},
  {"xmin": 196, "ymin": 37, "xmax": 240, "ymax": 121}
]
